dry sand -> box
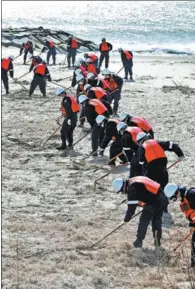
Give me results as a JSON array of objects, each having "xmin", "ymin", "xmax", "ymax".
[{"xmin": 2, "ymin": 47, "xmax": 195, "ymax": 289}]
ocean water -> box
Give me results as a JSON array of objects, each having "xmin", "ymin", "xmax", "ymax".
[{"xmin": 2, "ymin": 1, "xmax": 195, "ymax": 55}]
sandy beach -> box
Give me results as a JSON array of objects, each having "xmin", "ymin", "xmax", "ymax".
[{"xmin": 2, "ymin": 46, "xmax": 195, "ymax": 289}]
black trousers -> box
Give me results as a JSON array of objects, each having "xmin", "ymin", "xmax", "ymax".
[
  {"xmin": 110, "ymin": 90, "xmax": 121, "ymax": 114},
  {"xmin": 91, "ymin": 124, "xmax": 105, "ymax": 152},
  {"xmin": 1, "ymin": 70, "xmax": 9, "ymax": 93},
  {"xmin": 191, "ymin": 225, "xmax": 195, "ymax": 267},
  {"xmin": 124, "ymin": 60, "xmax": 133, "ymax": 78},
  {"xmin": 29, "ymin": 75, "xmax": 46, "ymax": 96},
  {"xmin": 136, "ymin": 191, "xmax": 166, "ymax": 242},
  {"xmin": 109, "ymin": 138, "xmax": 128, "ymax": 164},
  {"xmin": 47, "ymin": 49, "xmax": 56, "ymax": 64},
  {"xmin": 67, "ymin": 49, "xmax": 77, "ymax": 67},
  {"xmin": 99, "ymin": 51, "xmax": 109, "ymax": 68},
  {"xmin": 24, "ymin": 48, "xmax": 33, "ymax": 63},
  {"xmin": 61, "ymin": 114, "xmax": 77, "ymax": 146}
]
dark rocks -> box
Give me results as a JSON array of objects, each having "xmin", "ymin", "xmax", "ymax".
[{"xmin": 2, "ymin": 27, "xmax": 99, "ymax": 52}]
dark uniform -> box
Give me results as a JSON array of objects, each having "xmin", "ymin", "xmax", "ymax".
[
  {"xmin": 82, "ymin": 98, "xmax": 109, "ymax": 154},
  {"xmin": 120, "ymin": 126, "xmax": 143, "ymax": 177},
  {"xmin": 98, "ymin": 39, "xmax": 113, "ymax": 69},
  {"xmin": 100, "ymin": 119, "xmax": 128, "ymax": 165},
  {"xmin": 41, "ymin": 40, "xmax": 56, "ymax": 65},
  {"xmin": 123, "ymin": 176, "xmax": 167, "ymax": 247},
  {"xmin": 67, "ymin": 36, "xmax": 78, "ymax": 68},
  {"xmin": 29, "ymin": 62, "xmax": 51, "ymax": 96},
  {"xmin": 1, "ymin": 57, "xmax": 14, "ymax": 94},
  {"xmin": 104, "ymin": 74, "xmax": 123, "ymax": 115},
  {"xmin": 137, "ymin": 139, "xmax": 184, "ymax": 190},
  {"xmin": 87, "ymin": 87, "xmax": 113, "ymax": 116},
  {"xmin": 20, "ymin": 41, "xmax": 33, "ymax": 64},
  {"xmin": 119, "ymin": 50, "xmax": 133, "ymax": 79},
  {"xmin": 57, "ymin": 94, "xmax": 80, "ymax": 150}
]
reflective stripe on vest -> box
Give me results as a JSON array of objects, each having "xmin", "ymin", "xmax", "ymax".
[
  {"xmin": 87, "ymin": 64, "xmax": 97, "ymax": 74},
  {"xmin": 129, "ymin": 176, "xmax": 160, "ymax": 195},
  {"xmin": 108, "ymin": 119, "xmax": 120, "ymax": 125},
  {"xmin": 131, "ymin": 116, "xmax": 152, "ymax": 132},
  {"xmin": 71, "ymin": 39, "xmax": 77, "ymax": 49},
  {"xmin": 89, "ymin": 53, "xmax": 97, "ymax": 62},
  {"xmin": 106, "ymin": 78, "xmax": 118, "ymax": 91},
  {"xmin": 180, "ymin": 197, "xmax": 195, "ymax": 223},
  {"xmin": 143, "ymin": 140, "xmax": 166, "ymax": 163},
  {"xmin": 124, "ymin": 51, "xmax": 132, "ymax": 60},
  {"xmin": 89, "ymin": 99, "xmax": 107, "ymax": 115},
  {"xmin": 101, "ymin": 42, "xmax": 109, "ymax": 51},
  {"xmin": 34, "ymin": 64, "xmax": 46, "ymax": 76},
  {"xmin": 1, "ymin": 58, "xmax": 11, "ymax": 71},
  {"xmin": 125, "ymin": 127, "xmax": 143, "ymax": 143},
  {"xmin": 49, "ymin": 41, "xmax": 54, "ymax": 48},
  {"xmin": 91, "ymin": 87, "xmax": 107, "ymax": 99},
  {"xmin": 61, "ymin": 96, "xmax": 80, "ymax": 116}
]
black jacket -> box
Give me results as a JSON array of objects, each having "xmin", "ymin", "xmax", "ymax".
[
  {"xmin": 100, "ymin": 120, "xmax": 119, "ymax": 149},
  {"xmin": 137, "ymin": 140, "xmax": 184, "ymax": 168},
  {"xmin": 20, "ymin": 41, "xmax": 33, "ymax": 54},
  {"xmin": 61, "ymin": 96, "xmax": 76, "ymax": 119},
  {"xmin": 120, "ymin": 50, "xmax": 133, "ymax": 64},
  {"xmin": 121, "ymin": 131, "xmax": 139, "ymax": 152}
]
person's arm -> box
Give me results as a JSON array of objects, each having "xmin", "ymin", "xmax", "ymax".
[
  {"xmin": 29, "ymin": 62, "xmax": 34, "ymax": 72},
  {"xmin": 124, "ymin": 185, "xmax": 138, "ymax": 222},
  {"xmin": 108, "ymin": 42, "xmax": 113, "ymax": 51},
  {"xmin": 137, "ymin": 146, "xmax": 146, "ymax": 164},
  {"xmin": 63, "ymin": 97, "xmax": 72, "ymax": 119},
  {"xmin": 100, "ymin": 124, "xmax": 112, "ymax": 149},
  {"xmin": 67, "ymin": 39, "xmax": 71, "ymax": 50},
  {"xmin": 159, "ymin": 141, "xmax": 184, "ymax": 158},
  {"xmin": 8, "ymin": 62, "xmax": 14, "ymax": 78},
  {"xmin": 114, "ymin": 75, "xmax": 123, "ymax": 90},
  {"xmin": 41, "ymin": 41, "xmax": 48, "ymax": 53},
  {"xmin": 99, "ymin": 44, "xmax": 102, "ymax": 52},
  {"xmin": 20, "ymin": 43, "xmax": 24, "ymax": 55},
  {"xmin": 45, "ymin": 66, "xmax": 51, "ymax": 81}
]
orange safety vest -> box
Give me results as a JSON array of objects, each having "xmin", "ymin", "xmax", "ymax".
[
  {"xmin": 61, "ymin": 96, "xmax": 80, "ymax": 116},
  {"xmin": 34, "ymin": 64, "xmax": 46, "ymax": 76},
  {"xmin": 71, "ymin": 38, "xmax": 77, "ymax": 49},
  {"xmin": 49, "ymin": 41, "xmax": 55, "ymax": 48},
  {"xmin": 100, "ymin": 78, "xmax": 109, "ymax": 90},
  {"xmin": 1, "ymin": 58, "xmax": 11, "ymax": 71},
  {"xmin": 87, "ymin": 63, "xmax": 97, "ymax": 74},
  {"xmin": 131, "ymin": 116, "xmax": 152, "ymax": 132},
  {"xmin": 143, "ymin": 140, "xmax": 166, "ymax": 163},
  {"xmin": 91, "ymin": 87, "xmax": 107, "ymax": 99},
  {"xmin": 89, "ymin": 53, "xmax": 97, "ymax": 62},
  {"xmin": 129, "ymin": 176, "xmax": 160, "ymax": 195},
  {"xmin": 125, "ymin": 127, "xmax": 143, "ymax": 143},
  {"xmin": 89, "ymin": 99, "xmax": 108, "ymax": 115},
  {"xmin": 101, "ymin": 42, "xmax": 109, "ymax": 52},
  {"xmin": 78, "ymin": 84, "xmax": 85, "ymax": 93},
  {"xmin": 106, "ymin": 77, "xmax": 118, "ymax": 91},
  {"xmin": 124, "ymin": 51, "xmax": 132, "ymax": 60},
  {"xmin": 180, "ymin": 197, "xmax": 195, "ymax": 223}
]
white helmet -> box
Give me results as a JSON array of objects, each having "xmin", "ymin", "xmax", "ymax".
[
  {"xmin": 101, "ymin": 69, "xmax": 110, "ymax": 76},
  {"xmin": 84, "ymin": 84, "xmax": 92, "ymax": 91},
  {"xmin": 136, "ymin": 132, "xmax": 147, "ymax": 143},
  {"xmin": 96, "ymin": 115, "xmax": 106, "ymax": 125},
  {"xmin": 56, "ymin": 88, "xmax": 65, "ymax": 96},
  {"xmin": 117, "ymin": 122, "xmax": 128, "ymax": 132},
  {"xmin": 78, "ymin": 94, "xmax": 88, "ymax": 104},
  {"xmin": 74, "ymin": 61, "xmax": 80, "ymax": 67},
  {"xmin": 112, "ymin": 178, "xmax": 124, "ymax": 193},
  {"xmin": 87, "ymin": 72, "xmax": 95, "ymax": 80},
  {"xmin": 9, "ymin": 55, "xmax": 14, "ymax": 60},
  {"xmin": 86, "ymin": 58, "xmax": 91, "ymax": 63},
  {"xmin": 76, "ymin": 74, "xmax": 84, "ymax": 83},
  {"xmin": 119, "ymin": 112, "xmax": 131, "ymax": 122},
  {"xmin": 75, "ymin": 68, "xmax": 82, "ymax": 75},
  {"xmin": 164, "ymin": 183, "xmax": 179, "ymax": 199}
]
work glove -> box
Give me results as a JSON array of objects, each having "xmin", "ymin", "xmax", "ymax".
[
  {"xmin": 99, "ymin": 148, "xmax": 104, "ymax": 156},
  {"xmin": 67, "ymin": 119, "xmax": 71, "ymax": 126}
]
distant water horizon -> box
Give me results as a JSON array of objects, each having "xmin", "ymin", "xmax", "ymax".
[{"xmin": 2, "ymin": 1, "xmax": 195, "ymax": 55}]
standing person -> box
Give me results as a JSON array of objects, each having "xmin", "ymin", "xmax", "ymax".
[
  {"xmin": 119, "ymin": 112, "xmax": 154, "ymax": 138},
  {"xmin": 20, "ymin": 40, "xmax": 34, "ymax": 65},
  {"xmin": 164, "ymin": 183, "xmax": 195, "ymax": 267},
  {"xmin": 112, "ymin": 176, "xmax": 167, "ymax": 247},
  {"xmin": 56, "ymin": 88, "xmax": 80, "ymax": 150},
  {"xmin": 98, "ymin": 116, "xmax": 128, "ymax": 165},
  {"xmin": 78, "ymin": 95, "xmax": 109, "ymax": 156},
  {"xmin": 98, "ymin": 38, "xmax": 113, "ymax": 69},
  {"xmin": 29, "ymin": 60, "xmax": 51, "ymax": 97},
  {"xmin": 102, "ymin": 70, "xmax": 123, "ymax": 116},
  {"xmin": 29, "ymin": 55, "xmax": 43, "ymax": 72},
  {"xmin": 1, "ymin": 56, "xmax": 14, "ymax": 94},
  {"xmin": 67, "ymin": 34, "xmax": 78, "ymax": 69},
  {"xmin": 41, "ymin": 39, "xmax": 56, "ymax": 65},
  {"xmin": 118, "ymin": 48, "xmax": 133, "ymax": 80}
]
